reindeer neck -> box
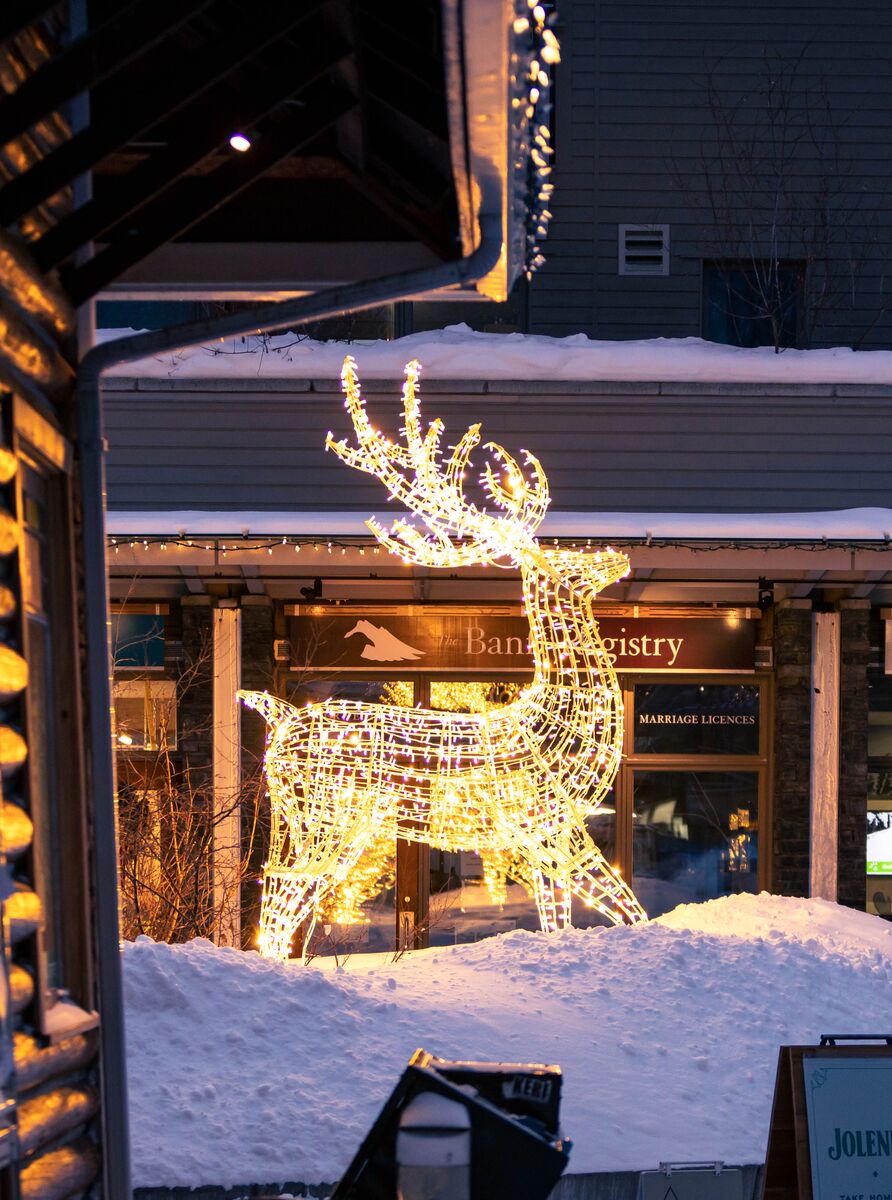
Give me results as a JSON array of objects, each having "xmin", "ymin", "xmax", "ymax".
[{"xmin": 521, "ymin": 561, "xmax": 610, "ymax": 689}]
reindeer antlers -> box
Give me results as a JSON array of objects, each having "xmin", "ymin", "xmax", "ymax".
[{"xmin": 326, "ymin": 356, "xmax": 550, "ymax": 567}]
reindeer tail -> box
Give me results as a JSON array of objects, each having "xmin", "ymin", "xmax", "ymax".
[{"xmin": 237, "ymin": 690, "xmax": 301, "ymax": 730}]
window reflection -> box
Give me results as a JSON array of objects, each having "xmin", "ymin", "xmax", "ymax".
[
  {"xmin": 427, "ymin": 681, "xmax": 543, "ymax": 944},
  {"xmin": 632, "ymin": 771, "xmax": 759, "ymax": 917},
  {"xmin": 284, "ymin": 677, "xmax": 411, "ymax": 955}
]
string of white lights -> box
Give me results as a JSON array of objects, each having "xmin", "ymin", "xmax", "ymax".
[{"xmin": 241, "ymin": 356, "xmax": 645, "ymax": 960}]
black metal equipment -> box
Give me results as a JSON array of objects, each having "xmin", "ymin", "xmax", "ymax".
[
  {"xmin": 818, "ymin": 1033, "xmax": 892, "ymax": 1045},
  {"xmin": 330, "ymin": 1049, "xmax": 571, "ymax": 1200}
]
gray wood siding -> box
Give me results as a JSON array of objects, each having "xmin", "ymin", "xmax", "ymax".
[
  {"xmin": 105, "ymin": 380, "xmax": 892, "ymax": 515},
  {"xmin": 529, "ymin": 0, "xmax": 892, "ymax": 347}
]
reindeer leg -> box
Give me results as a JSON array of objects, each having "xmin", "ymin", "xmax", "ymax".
[
  {"xmin": 481, "ymin": 849, "xmax": 509, "ymax": 909},
  {"xmin": 259, "ymin": 776, "xmax": 386, "ymax": 959},
  {"xmin": 564, "ymin": 831, "xmax": 646, "ymax": 926},
  {"xmin": 257, "ymin": 785, "xmax": 308, "ymax": 960},
  {"xmin": 258, "ymin": 866, "xmax": 321, "ymax": 960},
  {"xmin": 525, "ymin": 864, "xmax": 564, "ymax": 933},
  {"xmin": 504, "ymin": 836, "xmax": 571, "ymax": 933}
]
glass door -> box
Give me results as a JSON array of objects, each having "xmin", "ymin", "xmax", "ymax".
[
  {"xmin": 283, "ymin": 676, "xmax": 413, "ymax": 956},
  {"xmin": 427, "ymin": 679, "xmax": 541, "ymax": 944},
  {"xmin": 631, "ymin": 770, "xmax": 759, "ymax": 916},
  {"xmin": 618, "ymin": 676, "xmax": 769, "ymax": 919}
]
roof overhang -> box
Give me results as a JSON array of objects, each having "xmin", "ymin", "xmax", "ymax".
[
  {"xmin": 3, "ymin": 1, "xmax": 556, "ymax": 307},
  {"xmin": 105, "ymin": 508, "xmax": 892, "ymax": 605}
]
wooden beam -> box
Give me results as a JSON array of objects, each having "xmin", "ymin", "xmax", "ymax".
[
  {"xmin": 366, "ymin": 98, "xmax": 453, "ymax": 208},
  {"xmin": 0, "ymin": 2, "xmax": 325, "ymax": 227},
  {"xmin": 624, "ymin": 568, "xmax": 654, "ymax": 603},
  {"xmin": 64, "ymin": 84, "xmax": 356, "ymax": 301},
  {"xmin": 0, "ymin": 1, "xmax": 60, "ymax": 48},
  {"xmin": 850, "ymin": 570, "xmax": 887, "ymax": 599},
  {"xmin": 791, "ymin": 570, "xmax": 826, "ymax": 599},
  {"xmin": 341, "ymin": 163, "xmax": 454, "ymax": 260},
  {"xmin": 810, "ymin": 612, "xmax": 839, "ymax": 901},
  {"xmin": 240, "ymin": 566, "xmax": 266, "ymax": 597},
  {"xmin": 179, "ymin": 566, "xmax": 206, "ymax": 595},
  {"xmin": 32, "ymin": 22, "xmax": 349, "ymax": 269},
  {"xmin": 362, "ymin": 45, "xmax": 449, "ymax": 139},
  {"xmin": 0, "ymin": 0, "xmax": 215, "ymax": 147}
]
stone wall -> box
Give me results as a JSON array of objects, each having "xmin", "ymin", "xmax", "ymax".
[
  {"xmin": 771, "ymin": 603, "xmax": 813, "ymax": 896},
  {"xmin": 838, "ymin": 603, "xmax": 870, "ymax": 908},
  {"xmin": 178, "ymin": 597, "xmax": 214, "ymax": 774}
]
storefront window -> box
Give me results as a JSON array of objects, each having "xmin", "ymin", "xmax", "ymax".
[
  {"xmin": 284, "ymin": 677, "xmax": 410, "ymax": 955},
  {"xmin": 634, "ymin": 684, "xmax": 760, "ymax": 755},
  {"xmin": 632, "ymin": 770, "xmax": 759, "ymax": 917},
  {"xmin": 427, "ymin": 681, "xmax": 545, "ymax": 944},
  {"xmin": 112, "ymin": 612, "xmax": 165, "ymax": 669},
  {"xmin": 113, "ymin": 679, "xmax": 176, "ymax": 750}
]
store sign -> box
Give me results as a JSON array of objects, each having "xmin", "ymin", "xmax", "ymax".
[
  {"xmin": 290, "ymin": 612, "xmax": 531, "ymax": 672},
  {"xmin": 634, "ymin": 684, "xmax": 760, "ymax": 754},
  {"xmin": 601, "ymin": 617, "xmax": 754, "ymax": 672},
  {"xmin": 803, "ymin": 1056, "xmax": 892, "ymax": 1200},
  {"xmin": 288, "ymin": 611, "xmax": 755, "ymax": 673}
]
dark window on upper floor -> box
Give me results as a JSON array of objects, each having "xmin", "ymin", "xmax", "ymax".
[{"xmin": 702, "ymin": 260, "xmax": 804, "ymax": 349}]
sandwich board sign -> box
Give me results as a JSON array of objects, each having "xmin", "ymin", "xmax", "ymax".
[
  {"xmin": 763, "ymin": 1042, "xmax": 892, "ymax": 1200},
  {"xmin": 637, "ymin": 1164, "xmax": 744, "ymax": 1200}
]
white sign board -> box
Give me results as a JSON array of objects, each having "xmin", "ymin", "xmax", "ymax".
[
  {"xmin": 637, "ymin": 1168, "xmax": 744, "ymax": 1200},
  {"xmin": 803, "ymin": 1055, "xmax": 892, "ymax": 1199}
]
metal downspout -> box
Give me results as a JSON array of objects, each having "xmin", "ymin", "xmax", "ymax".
[{"xmin": 75, "ymin": 213, "xmax": 502, "ymax": 1194}]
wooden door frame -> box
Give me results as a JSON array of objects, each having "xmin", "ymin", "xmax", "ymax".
[{"xmin": 616, "ymin": 671, "xmax": 773, "ymax": 894}]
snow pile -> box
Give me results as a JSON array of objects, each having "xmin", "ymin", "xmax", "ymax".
[
  {"xmin": 101, "ymin": 323, "xmax": 892, "ymax": 383},
  {"xmin": 123, "ymin": 894, "xmax": 892, "ymax": 1190}
]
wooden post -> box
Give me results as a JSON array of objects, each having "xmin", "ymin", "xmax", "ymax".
[
  {"xmin": 213, "ymin": 603, "xmax": 242, "ymax": 947},
  {"xmin": 810, "ymin": 612, "xmax": 839, "ymax": 901},
  {"xmin": 396, "ymin": 839, "xmax": 430, "ymax": 952}
]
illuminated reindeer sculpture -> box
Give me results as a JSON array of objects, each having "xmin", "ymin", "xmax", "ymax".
[{"xmin": 240, "ymin": 357, "xmax": 645, "ymax": 960}]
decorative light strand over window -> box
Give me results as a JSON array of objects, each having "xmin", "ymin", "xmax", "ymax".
[{"xmin": 241, "ymin": 356, "xmax": 645, "ymax": 960}]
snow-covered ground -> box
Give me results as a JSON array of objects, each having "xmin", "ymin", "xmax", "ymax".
[
  {"xmin": 123, "ymin": 894, "xmax": 892, "ymax": 1190},
  {"xmin": 101, "ymin": 323, "xmax": 892, "ymax": 383}
]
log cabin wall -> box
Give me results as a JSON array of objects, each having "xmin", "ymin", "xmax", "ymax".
[{"xmin": 0, "ymin": 13, "xmax": 115, "ymax": 1200}]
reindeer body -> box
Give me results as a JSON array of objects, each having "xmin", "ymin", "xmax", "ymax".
[{"xmin": 242, "ymin": 358, "xmax": 645, "ymax": 959}]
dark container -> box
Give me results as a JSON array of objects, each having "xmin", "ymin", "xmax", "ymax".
[{"xmin": 330, "ymin": 1048, "xmax": 571, "ymax": 1200}]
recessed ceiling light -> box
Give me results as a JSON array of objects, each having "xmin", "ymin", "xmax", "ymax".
[{"xmin": 229, "ymin": 133, "xmax": 251, "ymax": 152}]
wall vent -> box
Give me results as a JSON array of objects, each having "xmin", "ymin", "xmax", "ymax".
[{"xmin": 618, "ymin": 224, "xmax": 669, "ymax": 276}]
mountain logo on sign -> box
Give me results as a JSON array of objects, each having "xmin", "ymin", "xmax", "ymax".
[{"xmin": 345, "ymin": 620, "xmax": 424, "ymax": 662}]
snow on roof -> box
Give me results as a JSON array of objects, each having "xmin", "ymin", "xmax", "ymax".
[
  {"xmin": 124, "ymin": 894, "xmax": 892, "ymax": 1190},
  {"xmin": 99, "ymin": 324, "xmax": 892, "ymax": 384},
  {"xmin": 105, "ymin": 507, "xmax": 892, "ymax": 541}
]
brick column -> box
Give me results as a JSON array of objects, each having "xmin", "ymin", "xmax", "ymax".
[
  {"xmin": 837, "ymin": 601, "xmax": 870, "ymax": 909},
  {"xmin": 177, "ymin": 597, "xmax": 214, "ymax": 937},
  {"xmin": 771, "ymin": 601, "xmax": 813, "ymax": 896},
  {"xmin": 179, "ymin": 596, "xmax": 214, "ymax": 773}
]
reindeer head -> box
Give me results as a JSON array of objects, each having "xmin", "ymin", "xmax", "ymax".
[{"xmin": 326, "ymin": 357, "xmax": 550, "ymax": 569}]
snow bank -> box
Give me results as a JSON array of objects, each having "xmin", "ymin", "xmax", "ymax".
[
  {"xmin": 100, "ymin": 324, "xmax": 892, "ymax": 383},
  {"xmin": 123, "ymin": 894, "xmax": 892, "ymax": 1190}
]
